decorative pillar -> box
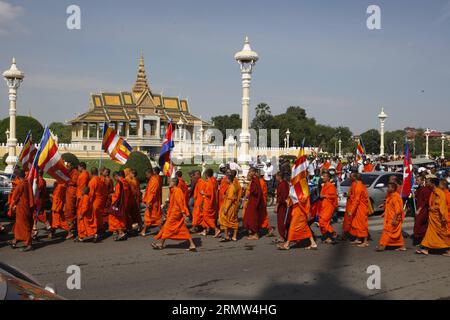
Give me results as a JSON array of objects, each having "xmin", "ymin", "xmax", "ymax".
[
  {"xmin": 393, "ymin": 140, "xmax": 397, "ymax": 158},
  {"xmin": 441, "ymin": 134, "xmax": 446, "ymax": 159},
  {"xmin": 378, "ymin": 107, "xmax": 388, "ymax": 156},
  {"xmin": 425, "ymin": 129, "xmax": 431, "ymax": 159},
  {"xmin": 3, "ymin": 58, "xmax": 24, "ymax": 174},
  {"xmin": 286, "ymin": 129, "xmax": 290, "ymax": 149},
  {"xmin": 235, "ymin": 36, "xmax": 259, "ymax": 177},
  {"xmin": 338, "ymin": 139, "xmax": 342, "ymax": 158}
]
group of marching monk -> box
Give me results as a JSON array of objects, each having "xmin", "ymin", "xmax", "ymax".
[{"xmin": 2, "ymin": 160, "xmax": 450, "ymax": 256}]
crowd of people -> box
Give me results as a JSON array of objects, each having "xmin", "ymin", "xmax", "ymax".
[{"xmin": 1, "ymin": 155, "xmax": 450, "ymax": 257}]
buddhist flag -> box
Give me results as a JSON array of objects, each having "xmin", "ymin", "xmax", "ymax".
[
  {"xmin": 289, "ymin": 143, "xmax": 310, "ymax": 205},
  {"xmin": 159, "ymin": 120, "xmax": 174, "ymax": 177},
  {"xmin": 28, "ymin": 127, "xmax": 70, "ymax": 205},
  {"xmin": 102, "ymin": 124, "xmax": 133, "ymax": 165},
  {"xmin": 401, "ymin": 142, "xmax": 415, "ymax": 198},
  {"xmin": 18, "ymin": 130, "xmax": 37, "ymax": 171},
  {"xmin": 356, "ymin": 137, "xmax": 366, "ymax": 164}
]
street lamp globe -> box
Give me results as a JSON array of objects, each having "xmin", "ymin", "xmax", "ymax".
[
  {"xmin": 234, "ymin": 36, "xmax": 259, "ymax": 72},
  {"xmin": 3, "ymin": 57, "xmax": 24, "ymax": 88}
]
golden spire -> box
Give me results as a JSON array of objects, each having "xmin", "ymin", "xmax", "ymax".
[{"xmin": 132, "ymin": 53, "xmax": 151, "ymax": 95}]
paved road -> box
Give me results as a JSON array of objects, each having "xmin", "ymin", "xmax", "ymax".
[{"xmin": 1, "ymin": 210, "xmax": 449, "ymax": 300}]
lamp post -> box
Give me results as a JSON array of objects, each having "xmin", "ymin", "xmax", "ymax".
[
  {"xmin": 284, "ymin": 137, "xmax": 287, "ymax": 149},
  {"xmin": 378, "ymin": 107, "xmax": 388, "ymax": 156},
  {"xmin": 338, "ymin": 138, "xmax": 342, "ymax": 158},
  {"xmin": 3, "ymin": 58, "xmax": 24, "ymax": 174},
  {"xmin": 199, "ymin": 126, "xmax": 204, "ymax": 161},
  {"xmin": 441, "ymin": 134, "xmax": 446, "ymax": 159},
  {"xmin": 235, "ymin": 36, "xmax": 259, "ymax": 176},
  {"xmin": 286, "ymin": 129, "xmax": 290, "ymax": 149},
  {"xmin": 393, "ymin": 140, "xmax": 397, "ymax": 159},
  {"xmin": 424, "ymin": 129, "xmax": 431, "ymax": 159}
]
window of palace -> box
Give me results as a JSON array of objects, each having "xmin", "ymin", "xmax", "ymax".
[
  {"xmin": 118, "ymin": 122, "xmax": 126, "ymax": 137},
  {"xmin": 89, "ymin": 123, "xmax": 97, "ymax": 139},
  {"xmin": 129, "ymin": 121, "xmax": 138, "ymax": 136},
  {"xmin": 143, "ymin": 120, "xmax": 157, "ymax": 137},
  {"xmin": 160, "ymin": 123, "xmax": 166, "ymax": 138},
  {"xmin": 82, "ymin": 123, "xmax": 88, "ymax": 139}
]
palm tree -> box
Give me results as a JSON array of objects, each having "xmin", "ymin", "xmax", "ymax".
[{"xmin": 255, "ymin": 103, "xmax": 271, "ymax": 117}]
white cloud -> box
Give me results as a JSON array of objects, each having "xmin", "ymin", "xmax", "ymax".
[{"xmin": 0, "ymin": 0, "xmax": 24, "ymax": 35}]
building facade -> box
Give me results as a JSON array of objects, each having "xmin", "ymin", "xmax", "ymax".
[{"xmin": 69, "ymin": 56, "xmax": 210, "ymax": 157}]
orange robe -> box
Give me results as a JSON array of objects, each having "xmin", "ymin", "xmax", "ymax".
[
  {"xmin": 7, "ymin": 177, "xmax": 19, "ymax": 218},
  {"xmin": 154, "ymin": 186, "xmax": 191, "ymax": 241},
  {"xmin": 103, "ymin": 176, "xmax": 114, "ymax": 219},
  {"xmin": 349, "ymin": 181, "xmax": 369, "ymax": 238},
  {"xmin": 11, "ymin": 179, "xmax": 33, "ymax": 245},
  {"xmin": 77, "ymin": 194, "xmax": 97, "ymax": 238},
  {"xmin": 192, "ymin": 179, "xmax": 205, "ymax": 227},
  {"xmin": 259, "ymin": 177, "xmax": 270, "ymax": 230},
  {"xmin": 108, "ymin": 177, "xmax": 129, "ymax": 232},
  {"xmin": 64, "ymin": 168, "xmax": 79, "ymax": 226},
  {"xmin": 218, "ymin": 177, "xmax": 230, "ymax": 213},
  {"xmin": 51, "ymin": 183, "xmax": 69, "ymax": 231},
  {"xmin": 364, "ymin": 163, "xmax": 374, "ymax": 173},
  {"xmin": 287, "ymin": 199, "xmax": 312, "ymax": 242},
  {"xmin": 126, "ymin": 176, "xmax": 142, "ymax": 228},
  {"xmin": 421, "ymin": 188, "xmax": 450, "ymax": 249},
  {"xmin": 219, "ymin": 178, "xmax": 241, "ymax": 230},
  {"xmin": 76, "ymin": 170, "xmax": 90, "ymax": 200},
  {"xmin": 178, "ymin": 177, "xmax": 190, "ymax": 207},
  {"xmin": 34, "ymin": 176, "xmax": 48, "ymax": 223},
  {"xmin": 143, "ymin": 175, "xmax": 162, "ymax": 227},
  {"xmin": 445, "ymin": 189, "xmax": 450, "ymax": 231},
  {"xmin": 88, "ymin": 176, "xmax": 108, "ymax": 231},
  {"xmin": 343, "ymin": 181, "xmax": 355, "ymax": 233},
  {"xmin": 379, "ymin": 192, "xmax": 405, "ymax": 247},
  {"xmin": 319, "ymin": 181, "xmax": 338, "ymax": 236},
  {"xmin": 201, "ymin": 177, "xmax": 218, "ymax": 229}
]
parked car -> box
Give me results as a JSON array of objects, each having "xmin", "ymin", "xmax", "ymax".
[
  {"xmin": 0, "ymin": 262, "xmax": 64, "ymax": 300},
  {"xmin": 338, "ymin": 172, "xmax": 403, "ymax": 214},
  {"xmin": 0, "ymin": 173, "xmax": 13, "ymax": 217}
]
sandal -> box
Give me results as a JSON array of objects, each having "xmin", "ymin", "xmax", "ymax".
[
  {"xmin": 7, "ymin": 240, "xmax": 17, "ymax": 249},
  {"xmin": 187, "ymin": 247, "xmax": 197, "ymax": 252},
  {"xmin": 305, "ymin": 245, "xmax": 318, "ymax": 251},
  {"xmin": 151, "ymin": 242, "xmax": 163, "ymax": 250},
  {"xmin": 115, "ymin": 234, "xmax": 127, "ymax": 241},
  {"xmin": 415, "ymin": 249, "xmax": 428, "ymax": 255},
  {"xmin": 220, "ymin": 238, "xmax": 231, "ymax": 243},
  {"xmin": 357, "ymin": 243, "xmax": 369, "ymax": 248},
  {"xmin": 395, "ymin": 247, "xmax": 407, "ymax": 252},
  {"xmin": 231, "ymin": 238, "xmax": 237, "ymax": 242},
  {"xmin": 277, "ymin": 245, "xmax": 290, "ymax": 251}
]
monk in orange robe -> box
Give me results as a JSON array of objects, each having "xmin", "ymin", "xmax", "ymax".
[
  {"xmin": 416, "ymin": 177, "xmax": 450, "ymax": 256},
  {"xmin": 342, "ymin": 173, "xmax": 356, "ymax": 239},
  {"xmin": 102, "ymin": 168, "xmax": 114, "ymax": 225},
  {"xmin": 278, "ymin": 195, "xmax": 317, "ymax": 251},
  {"xmin": 152, "ymin": 177, "xmax": 196, "ymax": 251},
  {"xmin": 377, "ymin": 182, "xmax": 406, "ymax": 251},
  {"xmin": 49, "ymin": 181, "xmax": 69, "ymax": 238},
  {"xmin": 218, "ymin": 170, "xmax": 241, "ymax": 241},
  {"xmin": 8, "ymin": 169, "xmax": 34, "ymax": 251},
  {"xmin": 176, "ymin": 171, "xmax": 190, "ymax": 207},
  {"xmin": 125, "ymin": 168, "xmax": 143, "ymax": 231},
  {"xmin": 363, "ymin": 161, "xmax": 374, "ymax": 173},
  {"xmin": 259, "ymin": 172, "xmax": 274, "ymax": 236},
  {"xmin": 64, "ymin": 162, "xmax": 79, "ymax": 238},
  {"xmin": 88, "ymin": 167, "xmax": 107, "ymax": 237},
  {"xmin": 243, "ymin": 167, "xmax": 265, "ymax": 240},
  {"xmin": 275, "ymin": 172, "xmax": 290, "ymax": 243},
  {"xmin": 348, "ymin": 173, "xmax": 370, "ymax": 247},
  {"xmin": 153, "ymin": 167, "xmax": 163, "ymax": 203},
  {"xmin": 76, "ymin": 162, "xmax": 90, "ymax": 201},
  {"xmin": 319, "ymin": 172, "xmax": 338, "ymax": 244},
  {"xmin": 218, "ymin": 173, "xmax": 230, "ymax": 214},
  {"xmin": 76, "ymin": 187, "xmax": 98, "ymax": 242},
  {"xmin": 7, "ymin": 176, "xmax": 20, "ymax": 219},
  {"xmin": 200, "ymin": 169, "xmax": 220, "ymax": 237},
  {"xmin": 109, "ymin": 171, "xmax": 129, "ymax": 241},
  {"xmin": 191, "ymin": 170, "xmax": 205, "ymax": 232},
  {"xmin": 439, "ymin": 179, "xmax": 450, "ymax": 230},
  {"xmin": 32, "ymin": 169, "xmax": 49, "ymax": 239},
  {"xmin": 141, "ymin": 169, "xmax": 162, "ymax": 235}
]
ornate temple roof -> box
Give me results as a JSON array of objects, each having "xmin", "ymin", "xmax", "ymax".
[{"xmin": 69, "ymin": 56, "xmax": 210, "ymax": 126}]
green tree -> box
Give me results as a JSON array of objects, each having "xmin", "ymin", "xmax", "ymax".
[
  {"xmin": 255, "ymin": 102, "xmax": 271, "ymax": 117},
  {"xmin": 211, "ymin": 114, "xmax": 242, "ymax": 143},
  {"xmin": 121, "ymin": 151, "xmax": 152, "ymax": 183},
  {"xmin": 62, "ymin": 152, "xmax": 80, "ymax": 167},
  {"xmin": 360, "ymin": 129, "xmax": 380, "ymax": 154},
  {"xmin": 49, "ymin": 122, "xmax": 72, "ymax": 143},
  {"xmin": 0, "ymin": 116, "xmax": 44, "ymax": 144}
]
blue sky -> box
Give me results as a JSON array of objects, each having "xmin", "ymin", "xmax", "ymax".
[{"xmin": 0, "ymin": 0, "xmax": 449, "ymax": 134}]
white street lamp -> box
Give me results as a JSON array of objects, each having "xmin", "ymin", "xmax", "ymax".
[
  {"xmin": 235, "ymin": 36, "xmax": 259, "ymax": 176},
  {"xmin": 424, "ymin": 129, "xmax": 431, "ymax": 159},
  {"xmin": 286, "ymin": 129, "xmax": 291, "ymax": 149},
  {"xmin": 3, "ymin": 58, "xmax": 24, "ymax": 174},
  {"xmin": 284, "ymin": 137, "xmax": 287, "ymax": 149},
  {"xmin": 338, "ymin": 139, "xmax": 342, "ymax": 158},
  {"xmin": 393, "ymin": 140, "xmax": 397, "ymax": 159},
  {"xmin": 378, "ymin": 107, "xmax": 388, "ymax": 156},
  {"xmin": 441, "ymin": 134, "xmax": 446, "ymax": 159}
]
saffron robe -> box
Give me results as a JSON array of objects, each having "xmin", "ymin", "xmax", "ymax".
[
  {"xmin": 259, "ymin": 177, "xmax": 270, "ymax": 230},
  {"xmin": 414, "ymin": 186, "xmax": 432, "ymax": 241},
  {"xmin": 108, "ymin": 178, "xmax": 129, "ymax": 232},
  {"xmin": 343, "ymin": 181, "xmax": 356, "ymax": 233},
  {"xmin": 379, "ymin": 192, "xmax": 405, "ymax": 247},
  {"xmin": 143, "ymin": 175, "xmax": 162, "ymax": 227},
  {"xmin": 192, "ymin": 179, "xmax": 205, "ymax": 227},
  {"xmin": 88, "ymin": 176, "xmax": 108, "ymax": 230},
  {"xmin": 201, "ymin": 177, "xmax": 218, "ymax": 229},
  {"xmin": 349, "ymin": 181, "xmax": 369, "ymax": 238},
  {"xmin": 243, "ymin": 176, "xmax": 264, "ymax": 234},
  {"xmin": 51, "ymin": 182, "xmax": 69, "ymax": 231},
  {"xmin": 64, "ymin": 168, "xmax": 79, "ymax": 225},
  {"xmin": 11, "ymin": 179, "xmax": 33, "ymax": 245},
  {"xmin": 421, "ymin": 188, "xmax": 450, "ymax": 249},
  {"xmin": 319, "ymin": 181, "xmax": 338, "ymax": 236},
  {"xmin": 77, "ymin": 194, "xmax": 97, "ymax": 238},
  {"xmin": 276, "ymin": 179, "xmax": 290, "ymax": 240},
  {"xmin": 287, "ymin": 199, "xmax": 312, "ymax": 242},
  {"xmin": 219, "ymin": 178, "xmax": 241, "ymax": 230}
]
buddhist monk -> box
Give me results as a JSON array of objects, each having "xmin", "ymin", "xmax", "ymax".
[
  {"xmin": 141, "ymin": 169, "xmax": 162, "ymax": 236},
  {"xmin": 64, "ymin": 161, "xmax": 79, "ymax": 238},
  {"xmin": 413, "ymin": 175, "xmax": 432, "ymax": 245},
  {"xmin": 218, "ymin": 171, "xmax": 230, "ymax": 215},
  {"xmin": 278, "ymin": 195, "xmax": 317, "ymax": 251},
  {"xmin": 275, "ymin": 172, "xmax": 290, "ymax": 243},
  {"xmin": 191, "ymin": 170, "xmax": 205, "ymax": 233},
  {"xmin": 152, "ymin": 177, "xmax": 196, "ymax": 251},
  {"xmin": 153, "ymin": 167, "xmax": 163, "ymax": 204},
  {"xmin": 348, "ymin": 173, "xmax": 370, "ymax": 248},
  {"xmin": 7, "ymin": 175, "xmax": 20, "ymax": 219},
  {"xmin": 76, "ymin": 162, "xmax": 90, "ymax": 201},
  {"xmin": 32, "ymin": 169, "xmax": 49, "ymax": 239},
  {"xmin": 218, "ymin": 170, "xmax": 241, "ymax": 242},
  {"xmin": 76, "ymin": 186, "xmax": 98, "ymax": 242},
  {"xmin": 243, "ymin": 167, "xmax": 264, "ymax": 240},
  {"xmin": 416, "ymin": 176, "xmax": 450, "ymax": 256},
  {"xmin": 259, "ymin": 171, "xmax": 275, "ymax": 237},
  {"xmin": 102, "ymin": 168, "xmax": 114, "ymax": 227},
  {"xmin": 376, "ymin": 182, "xmax": 406, "ymax": 252},
  {"xmin": 48, "ymin": 181, "xmax": 69, "ymax": 239},
  {"xmin": 319, "ymin": 171, "xmax": 338, "ymax": 244},
  {"xmin": 363, "ymin": 160, "xmax": 374, "ymax": 173},
  {"xmin": 109, "ymin": 171, "xmax": 129, "ymax": 241},
  {"xmin": 8, "ymin": 169, "xmax": 33, "ymax": 252},
  {"xmin": 176, "ymin": 171, "xmax": 190, "ymax": 207},
  {"xmin": 88, "ymin": 167, "xmax": 107, "ymax": 238},
  {"xmin": 200, "ymin": 168, "xmax": 220, "ymax": 237},
  {"xmin": 126, "ymin": 168, "xmax": 143, "ymax": 231},
  {"xmin": 342, "ymin": 172, "xmax": 357, "ymax": 240},
  {"xmin": 439, "ymin": 179, "xmax": 450, "ymax": 229}
]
